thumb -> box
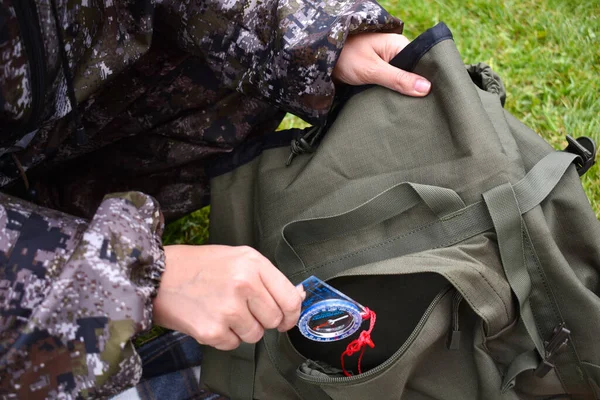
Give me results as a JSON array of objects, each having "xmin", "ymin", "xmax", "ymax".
[{"xmin": 371, "ymin": 59, "xmax": 431, "ymax": 97}]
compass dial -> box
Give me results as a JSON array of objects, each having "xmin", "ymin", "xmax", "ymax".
[{"xmin": 298, "ymin": 299, "xmax": 363, "ymax": 342}]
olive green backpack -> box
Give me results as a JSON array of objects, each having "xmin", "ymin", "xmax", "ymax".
[{"xmin": 201, "ymin": 23, "xmax": 600, "ymax": 399}]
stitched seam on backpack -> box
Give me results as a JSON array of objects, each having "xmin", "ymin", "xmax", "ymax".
[
  {"xmin": 522, "ymin": 226, "xmax": 559, "ymax": 349},
  {"xmin": 407, "ymin": 253, "xmax": 511, "ymax": 327},
  {"xmin": 292, "ymin": 217, "xmax": 442, "ymax": 264},
  {"xmin": 522, "ymin": 227, "xmax": 571, "ymax": 392},
  {"xmin": 290, "ymin": 203, "xmax": 441, "ymax": 247},
  {"xmin": 295, "ymin": 213, "xmax": 484, "ymax": 276},
  {"xmin": 435, "ymin": 273, "xmax": 491, "ymax": 330},
  {"xmin": 293, "ymin": 219, "xmax": 393, "ymax": 247},
  {"xmin": 289, "ymin": 199, "xmax": 477, "ymax": 248},
  {"xmin": 521, "ymin": 224, "xmax": 588, "ymax": 391},
  {"xmin": 522, "ymin": 225, "xmax": 561, "ymax": 326},
  {"xmin": 291, "ymin": 230, "xmax": 510, "ymax": 328}
]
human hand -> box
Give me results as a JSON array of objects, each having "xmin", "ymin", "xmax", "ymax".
[
  {"xmin": 333, "ymin": 33, "xmax": 431, "ymax": 96},
  {"xmin": 153, "ymin": 245, "xmax": 305, "ymax": 350}
]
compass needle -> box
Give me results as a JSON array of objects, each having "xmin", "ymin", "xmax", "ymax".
[{"xmin": 330, "ymin": 315, "xmax": 349, "ymax": 323}]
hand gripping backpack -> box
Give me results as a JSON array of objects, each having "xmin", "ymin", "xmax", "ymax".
[{"xmin": 201, "ymin": 23, "xmax": 600, "ymax": 399}]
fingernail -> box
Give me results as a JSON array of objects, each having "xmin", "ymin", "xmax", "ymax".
[
  {"xmin": 415, "ymin": 79, "xmax": 431, "ymax": 94},
  {"xmin": 296, "ymin": 285, "xmax": 306, "ymax": 299}
]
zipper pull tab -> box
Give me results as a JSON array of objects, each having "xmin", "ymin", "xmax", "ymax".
[{"xmin": 447, "ymin": 291, "xmax": 463, "ymax": 350}]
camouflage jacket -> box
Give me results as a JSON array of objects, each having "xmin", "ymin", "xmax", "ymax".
[{"xmin": 0, "ymin": 0, "xmax": 402, "ymax": 398}]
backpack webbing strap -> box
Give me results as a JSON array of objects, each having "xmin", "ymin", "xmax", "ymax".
[
  {"xmin": 483, "ymin": 183, "xmax": 546, "ymax": 356},
  {"xmin": 484, "ymin": 152, "xmax": 591, "ymax": 395},
  {"xmin": 282, "ymin": 182, "xmax": 465, "ymax": 246},
  {"xmin": 279, "ymin": 153, "xmax": 580, "ymax": 283},
  {"xmin": 279, "ymin": 183, "xmax": 484, "ymax": 283}
]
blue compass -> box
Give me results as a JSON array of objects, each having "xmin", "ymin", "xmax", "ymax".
[{"xmin": 296, "ymin": 276, "xmax": 366, "ymax": 342}]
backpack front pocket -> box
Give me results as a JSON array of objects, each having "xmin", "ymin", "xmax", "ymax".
[
  {"xmin": 264, "ymin": 182, "xmax": 519, "ymax": 399},
  {"xmin": 292, "ymin": 283, "xmax": 455, "ymax": 400},
  {"xmin": 265, "ymin": 237, "xmax": 519, "ymax": 399},
  {"xmin": 288, "ymin": 273, "xmax": 450, "ymax": 375}
]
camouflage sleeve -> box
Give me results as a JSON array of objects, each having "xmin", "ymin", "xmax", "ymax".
[
  {"xmin": 158, "ymin": 0, "xmax": 403, "ymax": 124},
  {"xmin": 0, "ymin": 191, "xmax": 165, "ymax": 399}
]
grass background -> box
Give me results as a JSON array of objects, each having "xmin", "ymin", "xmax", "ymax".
[{"xmin": 163, "ymin": 0, "xmax": 600, "ymax": 246}]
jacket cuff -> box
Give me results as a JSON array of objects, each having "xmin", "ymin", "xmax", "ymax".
[
  {"xmin": 0, "ymin": 190, "xmax": 167, "ymax": 398},
  {"xmin": 105, "ymin": 192, "xmax": 167, "ymax": 301},
  {"xmin": 240, "ymin": 1, "xmax": 403, "ymax": 124}
]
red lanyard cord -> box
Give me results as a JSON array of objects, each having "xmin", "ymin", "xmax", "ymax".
[{"xmin": 340, "ymin": 307, "xmax": 376, "ymax": 377}]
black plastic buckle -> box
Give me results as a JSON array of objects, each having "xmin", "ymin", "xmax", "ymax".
[
  {"xmin": 564, "ymin": 135, "xmax": 596, "ymax": 176},
  {"xmin": 534, "ymin": 323, "xmax": 571, "ymax": 377}
]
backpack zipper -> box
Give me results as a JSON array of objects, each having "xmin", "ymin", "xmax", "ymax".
[
  {"xmin": 296, "ymin": 285, "xmax": 452, "ymax": 385},
  {"xmin": 12, "ymin": 0, "xmax": 47, "ymax": 135},
  {"xmin": 447, "ymin": 290, "xmax": 463, "ymax": 350}
]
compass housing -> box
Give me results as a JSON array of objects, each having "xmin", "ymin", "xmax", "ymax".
[{"xmin": 298, "ymin": 299, "xmax": 363, "ymax": 342}]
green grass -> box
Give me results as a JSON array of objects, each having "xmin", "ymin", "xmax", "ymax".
[
  {"xmin": 164, "ymin": 0, "xmax": 600, "ymax": 245},
  {"xmin": 163, "ymin": 207, "xmax": 211, "ymax": 245}
]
